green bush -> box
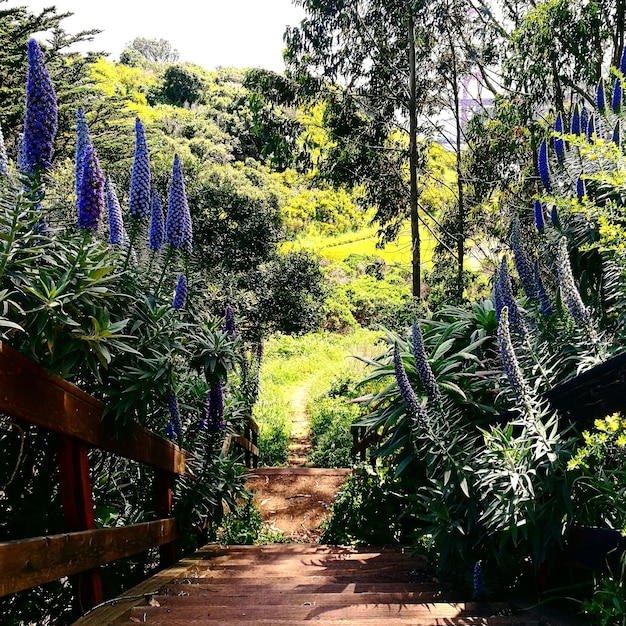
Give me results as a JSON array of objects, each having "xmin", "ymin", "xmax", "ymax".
[
  {"xmin": 320, "ymin": 470, "xmax": 410, "ymax": 546},
  {"xmin": 254, "ymin": 398, "xmax": 291, "ymax": 466}
]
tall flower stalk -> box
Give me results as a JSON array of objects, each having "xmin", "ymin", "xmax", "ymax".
[
  {"xmin": 511, "ymin": 216, "xmax": 536, "ymax": 301},
  {"xmin": 77, "ymin": 143, "xmax": 104, "ymax": 231},
  {"xmin": 497, "ymin": 307, "xmax": 531, "ymax": 414},
  {"xmin": 612, "ymin": 78, "xmax": 623, "ymax": 114},
  {"xmin": 553, "ymin": 112, "xmax": 565, "ymax": 164},
  {"xmin": 149, "ymin": 190, "xmax": 164, "ymax": 251},
  {"xmin": 538, "ymin": 139, "xmax": 550, "ymax": 191},
  {"xmin": 571, "ymin": 103, "xmax": 581, "ymax": 136},
  {"xmin": 393, "ymin": 344, "xmax": 426, "ymax": 426},
  {"xmin": 23, "ymin": 38, "xmax": 57, "ymax": 176},
  {"xmin": 106, "ymin": 177, "xmax": 124, "ymax": 246},
  {"xmin": 0, "ymin": 122, "xmax": 8, "ymax": 176},
  {"xmin": 165, "ymin": 155, "xmax": 192, "ymax": 252},
  {"xmin": 128, "ymin": 118, "xmax": 151, "ymax": 221},
  {"xmin": 172, "ymin": 273, "xmax": 188, "ymax": 309},
  {"xmin": 411, "ymin": 321, "xmax": 441, "ymax": 405},
  {"xmin": 555, "ymin": 237, "xmax": 599, "ymax": 349},
  {"xmin": 75, "ymin": 109, "xmax": 91, "ymax": 198},
  {"xmin": 203, "ymin": 381, "xmax": 225, "ymax": 432}
]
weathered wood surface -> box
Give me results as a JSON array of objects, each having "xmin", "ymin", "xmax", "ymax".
[
  {"xmin": 78, "ymin": 544, "xmax": 543, "ymax": 626},
  {"xmin": 0, "ymin": 519, "xmax": 178, "ymax": 597},
  {"xmin": 545, "ymin": 350, "xmax": 626, "ymax": 425},
  {"xmin": 0, "ymin": 341, "xmax": 188, "ymax": 475}
]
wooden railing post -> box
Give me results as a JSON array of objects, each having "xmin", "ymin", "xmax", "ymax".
[
  {"xmin": 154, "ymin": 469, "xmax": 176, "ymax": 567},
  {"xmin": 243, "ymin": 422, "xmax": 252, "ymax": 468},
  {"xmin": 252, "ymin": 424, "xmax": 259, "ymax": 469},
  {"xmin": 57, "ymin": 436, "xmax": 103, "ymax": 611}
]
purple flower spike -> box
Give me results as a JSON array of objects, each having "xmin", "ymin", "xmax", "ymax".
[
  {"xmin": 556, "ymin": 237, "xmax": 598, "ymax": 346},
  {"xmin": 534, "ymin": 262, "xmax": 553, "ymax": 316},
  {"xmin": 23, "ymin": 38, "xmax": 57, "ymax": 175},
  {"xmin": 166, "ymin": 391, "xmax": 183, "ymax": 437},
  {"xmin": 534, "ymin": 200, "xmax": 545, "ymax": 233},
  {"xmin": 550, "ymin": 205, "xmax": 560, "ymax": 226},
  {"xmin": 613, "ymin": 121, "xmax": 621, "ymax": 147},
  {"xmin": 473, "ymin": 561, "xmax": 484, "ymax": 597},
  {"xmin": 77, "ymin": 143, "xmax": 104, "ymax": 231},
  {"xmin": 75, "ymin": 109, "xmax": 91, "ymax": 198},
  {"xmin": 586, "ymin": 115, "xmax": 596, "ymax": 142},
  {"xmin": 166, "ymin": 155, "xmax": 192, "ymax": 252},
  {"xmin": 553, "ymin": 112, "xmax": 565, "ymax": 164},
  {"xmin": 172, "ymin": 273, "xmax": 188, "ymax": 309},
  {"xmin": 149, "ymin": 190, "xmax": 164, "ymax": 251},
  {"xmin": 496, "ymin": 257, "xmax": 525, "ymax": 336},
  {"xmin": 412, "ymin": 321, "xmax": 441, "ymax": 404},
  {"xmin": 576, "ymin": 176, "xmax": 586, "ymax": 202},
  {"xmin": 128, "ymin": 118, "xmax": 151, "ymax": 220},
  {"xmin": 613, "ymin": 79, "xmax": 623, "ymax": 114},
  {"xmin": 511, "ymin": 216, "xmax": 536, "ymax": 301},
  {"xmin": 596, "ymin": 78, "xmax": 606, "ymax": 114},
  {"xmin": 393, "ymin": 344, "xmax": 427, "ymax": 425},
  {"xmin": 106, "ymin": 177, "xmax": 124, "ymax": 245},
  {"xmin": 0, "ymin": 122, "xmax": 8, "ymax": 175},
  {"xmin": 205, "ymin": 381, "xmax": 225, "ymax": 432},
  {"xmin": 580, "ymin": 105, "xmax": 589, "ymax": 136},
  {"xmin": 620, "ymin": 47, "xmax": 626, "ymax": 75},
  {"xmin": 224, "ymin": 305, "xmax": 237, "ymax": 335},
  {"xmin": 497, "ymin": 307, "xmax": 529, "ymax": 404},
  {"xmin": 538, "ymin": 139, "xmax": 550, "ymax": 191},
  {"xmin": 571, "ymin": 103, "xmax": 581, "ymax": 136}
]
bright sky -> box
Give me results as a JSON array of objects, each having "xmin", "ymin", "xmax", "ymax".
[{"xmin": 2, "ymin": 0, "xmax": 306, "ymax": 71}]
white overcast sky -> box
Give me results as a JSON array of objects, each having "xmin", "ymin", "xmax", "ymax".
[{"xmin": 2, "ymin": 0, "xmax": 306, "ymax": 71}]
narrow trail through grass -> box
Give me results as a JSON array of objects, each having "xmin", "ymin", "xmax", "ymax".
[{"xmin": 253, "ymin": 329, "xmax": 382, "ymax": 467}]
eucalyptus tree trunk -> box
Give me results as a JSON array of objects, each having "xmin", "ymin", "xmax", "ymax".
[
  {"xmin": 408, "ymin": 9, "xmax": 421, "ymax": 298},
  {"xmin": 448, "ymin": 33, "xmax": 465, "ymax": 301}
]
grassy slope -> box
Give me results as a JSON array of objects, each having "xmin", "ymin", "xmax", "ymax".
[{"xmin": 253, "ymin": 329, "xmax": 382, "ymax": 464}]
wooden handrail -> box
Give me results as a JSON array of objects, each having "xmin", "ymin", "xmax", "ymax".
[
  {"xmin": 0, "ymin": 342, "xmax": 189, "ymax": 612},
  {"xmin": 0, "ymin": 519, "xmax": 178, "ymax": 597},
  {"xmin": 0, "ymin": 342, "xmax": 188, "ymax": 475},
  {"xmin": 223, "ymin": 416, "xmax": 260, "ymax": 468}
]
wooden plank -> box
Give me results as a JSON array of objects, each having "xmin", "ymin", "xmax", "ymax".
[
  {"xmin": 57, "ymin": 437, "xmax": 103, "ymax": 609},
  {"xmin": 0, "ymin": 519, "xmax": 178, "ymax": 597},
  {"xmin": 154, "ymin": 469, "xmax": 176, "ymax": 568},
  {"xmin": 0, "ymin": 342, "xmax": 188, "ymax": 475},
  {"xmin": 230, "ymin": 434, "xmax": 260, "ymax": 457},
  {"xmin": 127, "ymin": 600, "xmax": 514, "ymax": 621},
  {"xmin": 110, "ymin": 618, "xmax": 538, "ymax": 626},
  {"xmin": 71, "ymin": 544, "xmax": 224, "ymax": 625}
]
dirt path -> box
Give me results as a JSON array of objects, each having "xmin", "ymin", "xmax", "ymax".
[
  {"xmin": 287, "ymin": 381, "xmax": 313, "ymax": 466},
  {"xmin": 245, "ymin": 467, "xmax": 352, "ymax": 542}
]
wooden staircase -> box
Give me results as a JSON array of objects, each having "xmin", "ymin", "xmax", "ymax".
[{"xmin": 79, "ymin": 543, "xmax": 544, "ymax": 625}]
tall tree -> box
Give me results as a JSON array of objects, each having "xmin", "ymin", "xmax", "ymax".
[
  {"xmin": 124, "ymin": 37, "xmax": 179, "ymax": 63},
  {"xmin": 284, "ymin": 0, "xmax": 439, "ymax": 297}
]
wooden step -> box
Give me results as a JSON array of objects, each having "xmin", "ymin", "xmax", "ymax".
[
  {"xmin": 125, "ymin": 600, "xmax": 524, "ymax": 621},
  {"xmin": 73, "ymin": 542, "xmax": 546, "ymax": 625},
  {"xmin": 109, "ymin": 614, "xmax": 547, "ymax": 626}
]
